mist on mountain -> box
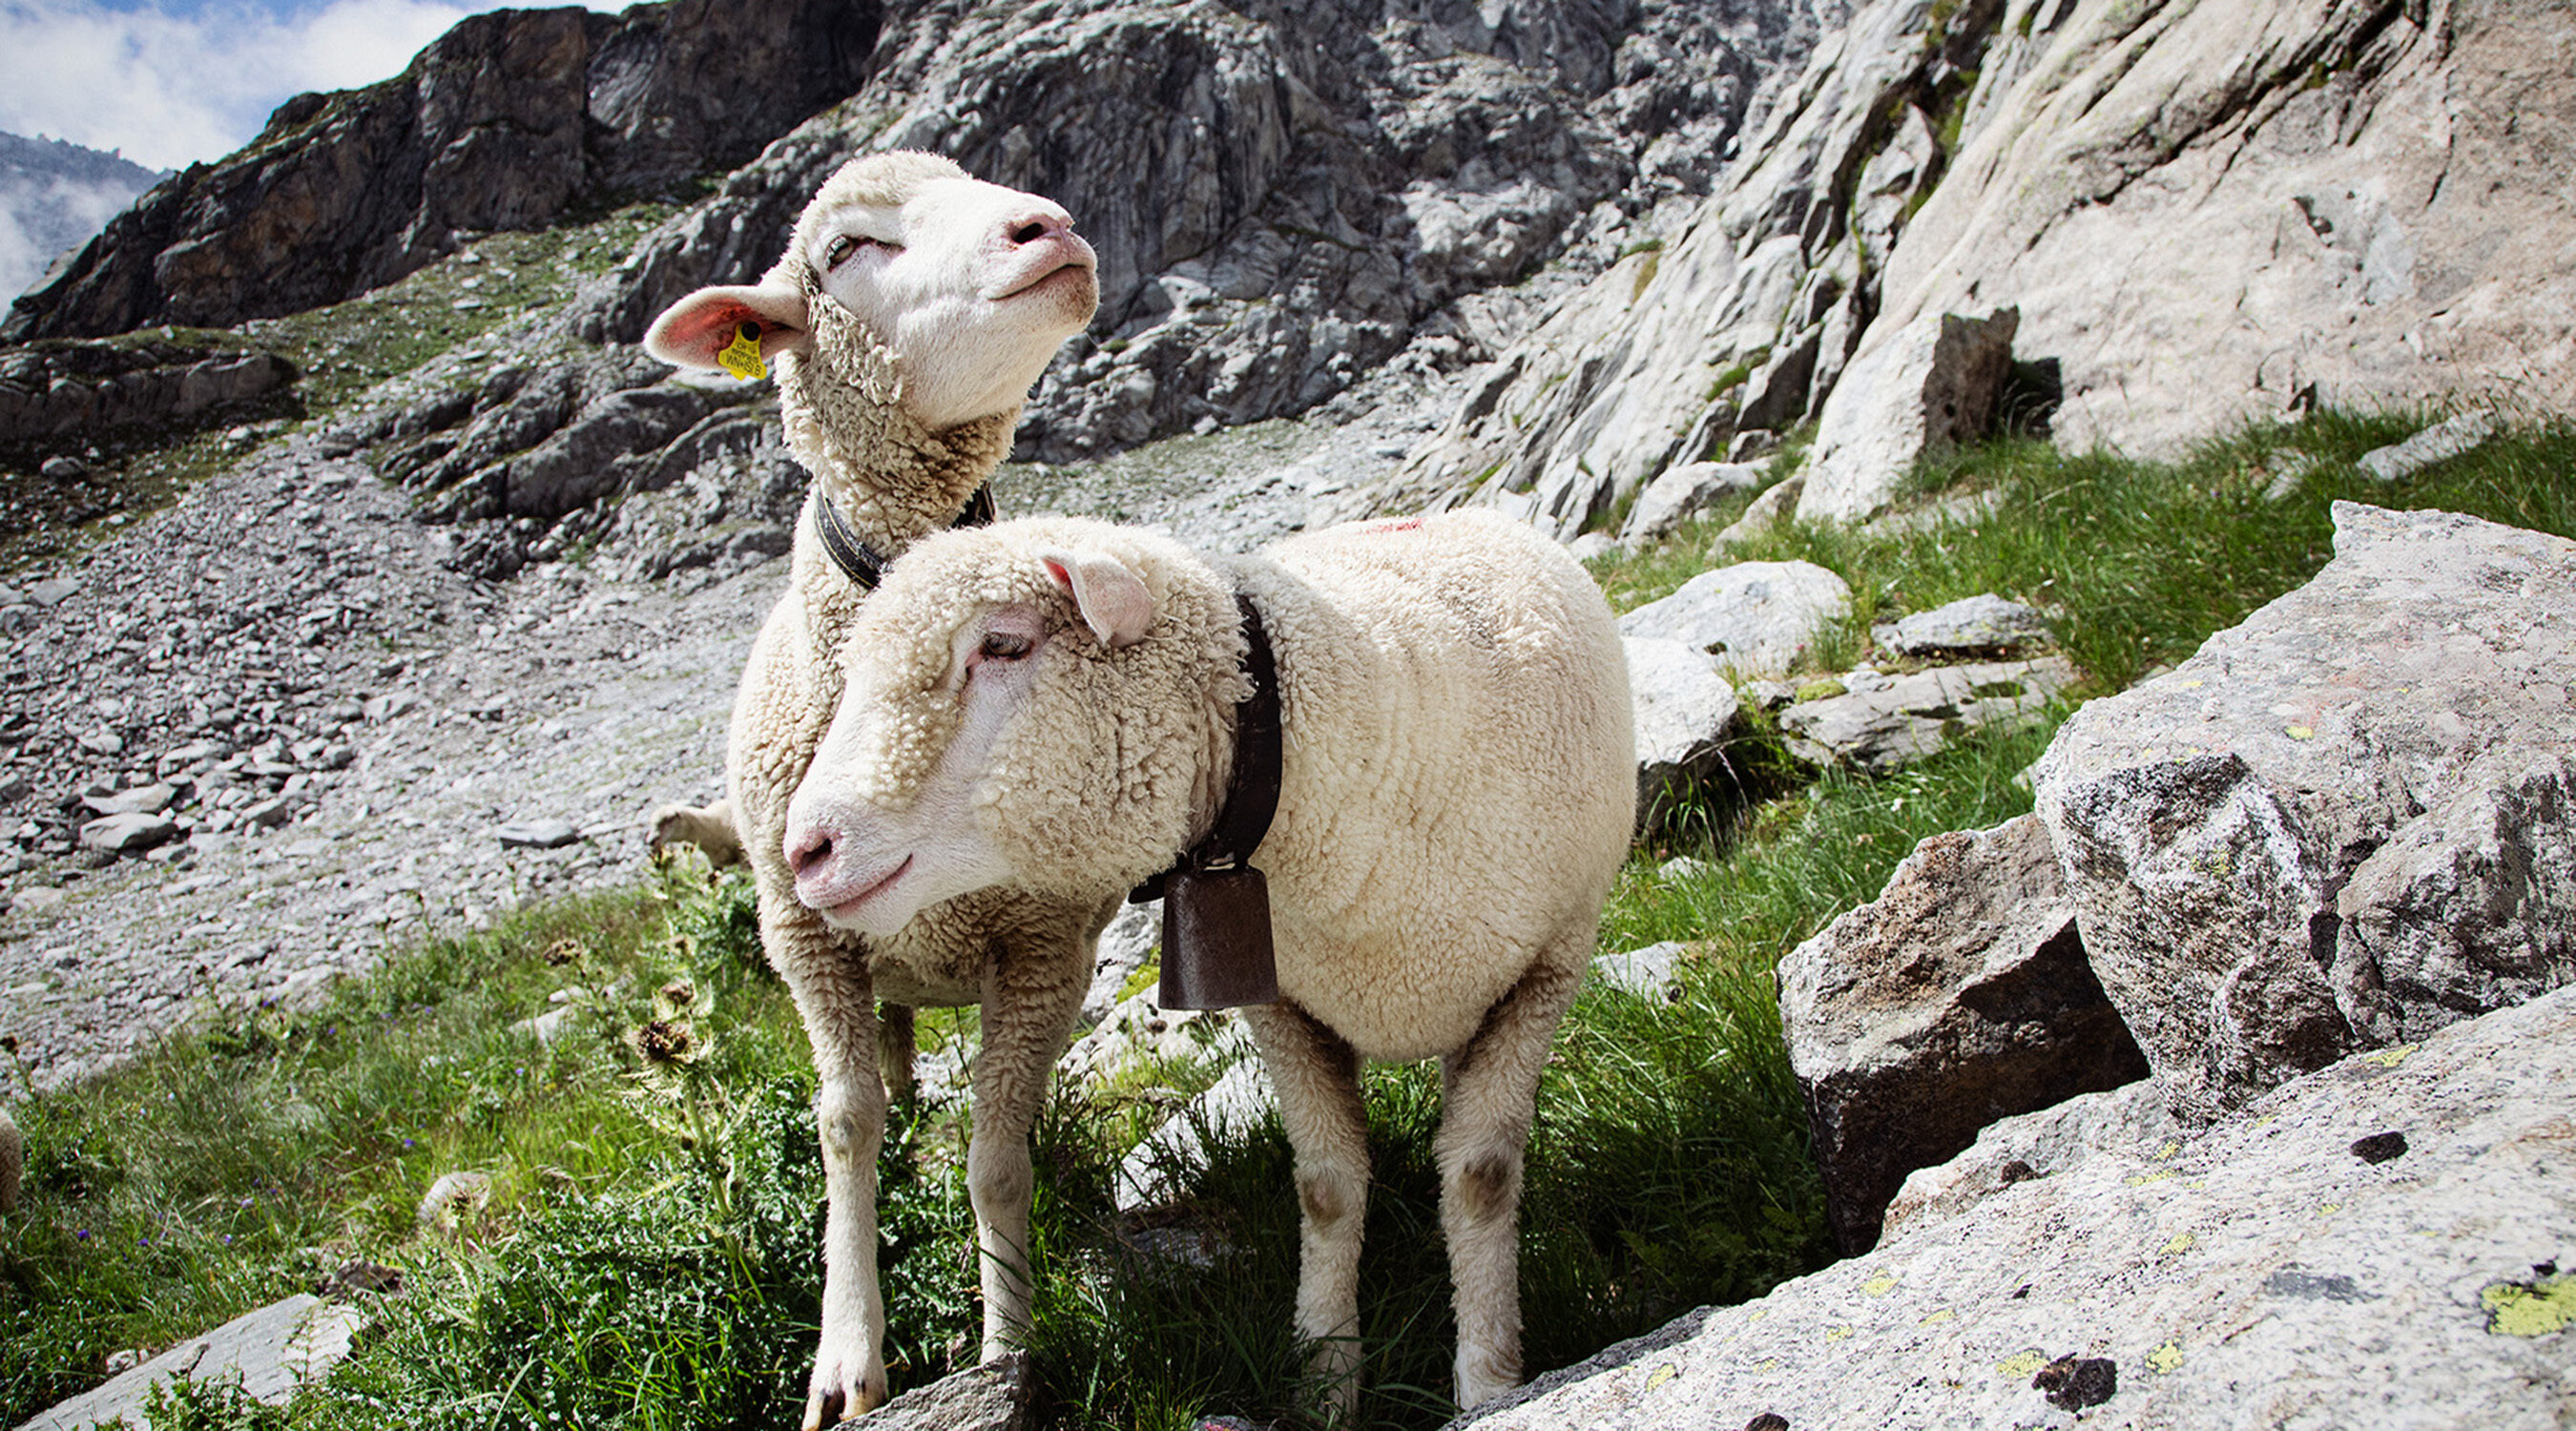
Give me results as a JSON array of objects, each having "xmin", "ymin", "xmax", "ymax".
[{"xmin": 0, "ymin": 131, "xmax": 162, "ymax": 301}]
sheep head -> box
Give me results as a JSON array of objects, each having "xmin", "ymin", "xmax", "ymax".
[
  {"xmin": 782, "ymin": 518, "xmax": 1244, "ymax": 938},
  {"xmin": 644, "ymin": 151, "xmax": 1097, "ymax": 430}
]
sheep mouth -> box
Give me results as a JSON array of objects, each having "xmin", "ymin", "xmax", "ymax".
[
  {"xmin": 813, "ymin": 855, "xmax": 914, "ymax": 923},
  {"xmin": 989, "ymin": 245, "xmax": 1096, "ymax": 302}
]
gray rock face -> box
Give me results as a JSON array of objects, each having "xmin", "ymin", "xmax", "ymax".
[
  {"xmin": 1872, "ymin": 592, "xmax": 2051, "ymax": 657},
  {"xmin": 1451, "ymin": 983, "xmax": 2576, "ymax": 1431},
  {"xmin": 1401, "ymin": 0, "xmax": 2576, "ymax": 534},
  {"xmin": 16, "ymin": 1294, "xmax": 365, "ymax": 1431},
  {"xmin": 2034, "ymin": 503, "xmax": 2576, "ymax": 1122},
  {"xmin": 3, "ymin": 0, "xmax": 878, "ymax": 340},
  {"xmin": 1873, "ymin": 0, "xmax": 2576, "ymax": 456},
  {"xmin": 1387, "ymin": 0, "xmax": 1981, "ymax": 533},
  {"xmin": 1083, "ymin": 899, "xmax": 1161, "ymax": 1027},
  {"xmin": 571, "ymin": 0, "xmax": 1835, "ymax": 464},
  {"xmin": 1623, "ymin": 635, "xmax": 1744, "ymax": 825},
  {"xmin": 1616, "ymin": 560, "xmax": 1850, "ymax": 677},
  {"xmin": 1779, "ymin": 815, "xmax": 2148, "ymax": 1254},
  {"xmin": 1778, "ymin": 654, "xmax": 2074, "ymax": 775},
  {"xmin": 1795, "ymin": 306, "xmax": 2018, "ymax": 526},
  {"xmin": 0, "ymin": 341, "xmax": 294, "ymax": 444},
  {"xmin": 840, "ymin": 1351, "xmax": 1036, "ymax": 1431}
]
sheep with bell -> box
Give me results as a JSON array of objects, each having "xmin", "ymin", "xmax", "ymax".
[{"xmin": 782, "ymin": 508, "xmax": 1636, "ymax": 1419}]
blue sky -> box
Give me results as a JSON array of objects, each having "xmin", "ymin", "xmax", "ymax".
[{"xmin": 0, "ymin": 0, "xmax": 626, "ymax": 172}]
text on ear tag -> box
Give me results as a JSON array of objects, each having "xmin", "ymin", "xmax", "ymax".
[
  {"xmin": 1159, "ymin": 865, "xmax": 1279, "ymax": 1010},
  {"xmin": 718, "ymin": 321, "xmax": 767, "ymax": 382}
]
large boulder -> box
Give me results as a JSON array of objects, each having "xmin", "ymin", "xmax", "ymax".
[
  {"xmin": 1778, "ymin": 815, "xmax": 2148, "ymax": 1255},
  {"xmin": 1615, "ymin": 560, "xmax": 1850, "ymax": 677},
  {"xmin": 2034, "ymin": 503, "xmax": 2576, "ymax": 1122},
  {"xmin": 1450, "ymin": 982, "xmax": 2576, "ymax": 1431},
  {"xmin": 1794, "ymin": 306, "xmax": 2019, "ymax": 526}
]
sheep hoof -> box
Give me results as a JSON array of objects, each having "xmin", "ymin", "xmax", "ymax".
[{"xmin": 803, "ymin": 1358, "xmax": 887, "ymax": 1428}]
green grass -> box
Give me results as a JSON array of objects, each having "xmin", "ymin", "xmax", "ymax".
[
  {"xmin": 1591, "ymin": 404, "xmax": 2576, "ymax": 691},
  {"xmin": 7, "ymin": 406, "xmax": 2573, "ymax": 1428}
]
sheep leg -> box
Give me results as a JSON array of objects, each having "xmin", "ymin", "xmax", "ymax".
[
  {"xmin": 764, "ymin": 886, "xmax": 891, "ymax": 1427},
  {"xmin": 878, "ymin": 1002, "xmax": 917, "ymax": 1103},
  {"xmin": 1436, "ymin": 954, "xmax": 1583, "ymax": 1413},
  {"xmin": 966, "ymin": 934, "xmax": 1087, "ymax": 1360},
  {"xmin": 1245, "ymin": 1001, "xmax": 1371, "ymax": 1425}
]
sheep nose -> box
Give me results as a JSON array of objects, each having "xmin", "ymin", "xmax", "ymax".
[
  {"xmin": 786, "ymin": 824, "xmax": 836, "ymax": 881},
  {"xmin": 1003, "ymin": 206, "xmax": 1072, "ymax": 247}
]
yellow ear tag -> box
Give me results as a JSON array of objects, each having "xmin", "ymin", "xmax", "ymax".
[{"xmin": 717, "ymin": 321, "xmax": 767, "ymax": 382}]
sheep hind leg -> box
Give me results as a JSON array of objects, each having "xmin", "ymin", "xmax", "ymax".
[
  {"xmin": 1245, "ymin": 1001, "xmax": 1371, "ymax": 1426},
  {"xmin": 966, "ymin": 933, "xmax": 1088, "ymax": 1361},
  {"xmin": 1436, "ymin": 954, "xmax": 1584, "ymax": 1414},
  {"xmin": 878, "ymin": 1003, "xmax": 916, "ymax": 1104}
]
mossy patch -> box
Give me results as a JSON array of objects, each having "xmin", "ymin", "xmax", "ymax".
[{"xmin": 2482, "ymin": 1275, "xmax": 2576, "ymax": 1338}]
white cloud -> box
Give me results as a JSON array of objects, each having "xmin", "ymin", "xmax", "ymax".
[{"xmin": 0, "ymin": 0, "xmax": 625, "ymax": 172}]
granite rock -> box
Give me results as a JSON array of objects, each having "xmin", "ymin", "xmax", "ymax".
[
  {"xmin": 1778, "ymin": 814, "xmax": 2148, "ymax": 1254},
  {"xmin": 2033, "ymin": 504, "xmax": 2576, "ymax": 1121}
]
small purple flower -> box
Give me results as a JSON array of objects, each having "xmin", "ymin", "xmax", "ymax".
[{"xmin": 74, "ymin": 1229, "xmax": 90, "ymax": 1240}]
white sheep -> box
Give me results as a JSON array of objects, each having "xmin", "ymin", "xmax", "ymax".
[
  {"xmin": 782, "ymin": 508, "xmax": 1637, "ymax": 1416},
  {"xmin": 640, "ymin": 150, "xmax": 1102, "ymax": 1426}
]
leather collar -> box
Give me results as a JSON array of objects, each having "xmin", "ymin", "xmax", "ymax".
[
  {"xmin": 1131, "ymin": 592, "xmax": 1282, "ymax": 903},
  {"xmin": 813, "ymin": 484, "xmax": 997, "ymax": 591}
]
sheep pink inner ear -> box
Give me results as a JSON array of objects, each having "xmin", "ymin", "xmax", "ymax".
[
  {"xmin": 1040, "ymin": 550, "xmax": 1156, "ymax": 649},
  {"xmin": 642, "ymin": 282, "xmax": 812, "ymax": 370}
]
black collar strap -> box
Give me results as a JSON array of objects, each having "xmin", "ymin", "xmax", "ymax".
[
  {"xmin": 813, "ymin": 484, "xmax": 998, "ymax": 591},
  {"xmin": 1132, "ymin": 592, "xmax": 1283, "ymax": 903}
]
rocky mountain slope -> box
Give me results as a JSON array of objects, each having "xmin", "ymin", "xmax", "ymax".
[
  {"xmin": 1388, "ymin": 0, "xmax": 2572, "ymax": 534},
  {"xmin": 0, "ymin": 135, "xmax": 163, "ymax": 303}
]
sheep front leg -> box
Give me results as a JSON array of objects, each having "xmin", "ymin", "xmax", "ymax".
[
  {"xmin": 765, "ymin": 888, "xmax": 891, "ymax": 1427},
  {"xmin": 1246, "ymin": 1001, "xmax": 1371, "ymax": 1425},
  {"xmin": 966, "ymin": 933, "xmax": 1088, "ymax": 1359},
  {"xmin": 1436, "ymin": 955, "xmax": 1583, "ymax": 1413}
]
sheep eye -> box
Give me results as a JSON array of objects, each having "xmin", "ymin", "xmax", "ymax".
[
  {"xmin": 978, "ymin": 632, "xmax": 1034, "ymax": 662},
  {"xmin": 823, "ymin": 233, "xmax": 898, "ymax": 270}
]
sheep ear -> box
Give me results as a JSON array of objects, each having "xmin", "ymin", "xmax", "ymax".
[
  {"xmin": 1039, "ymin": 549, "xmax": 1156, "ymax": 650},
  {"xmin": 643, "ymin": 281, "xmax": 813, "ymax": 372}
]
